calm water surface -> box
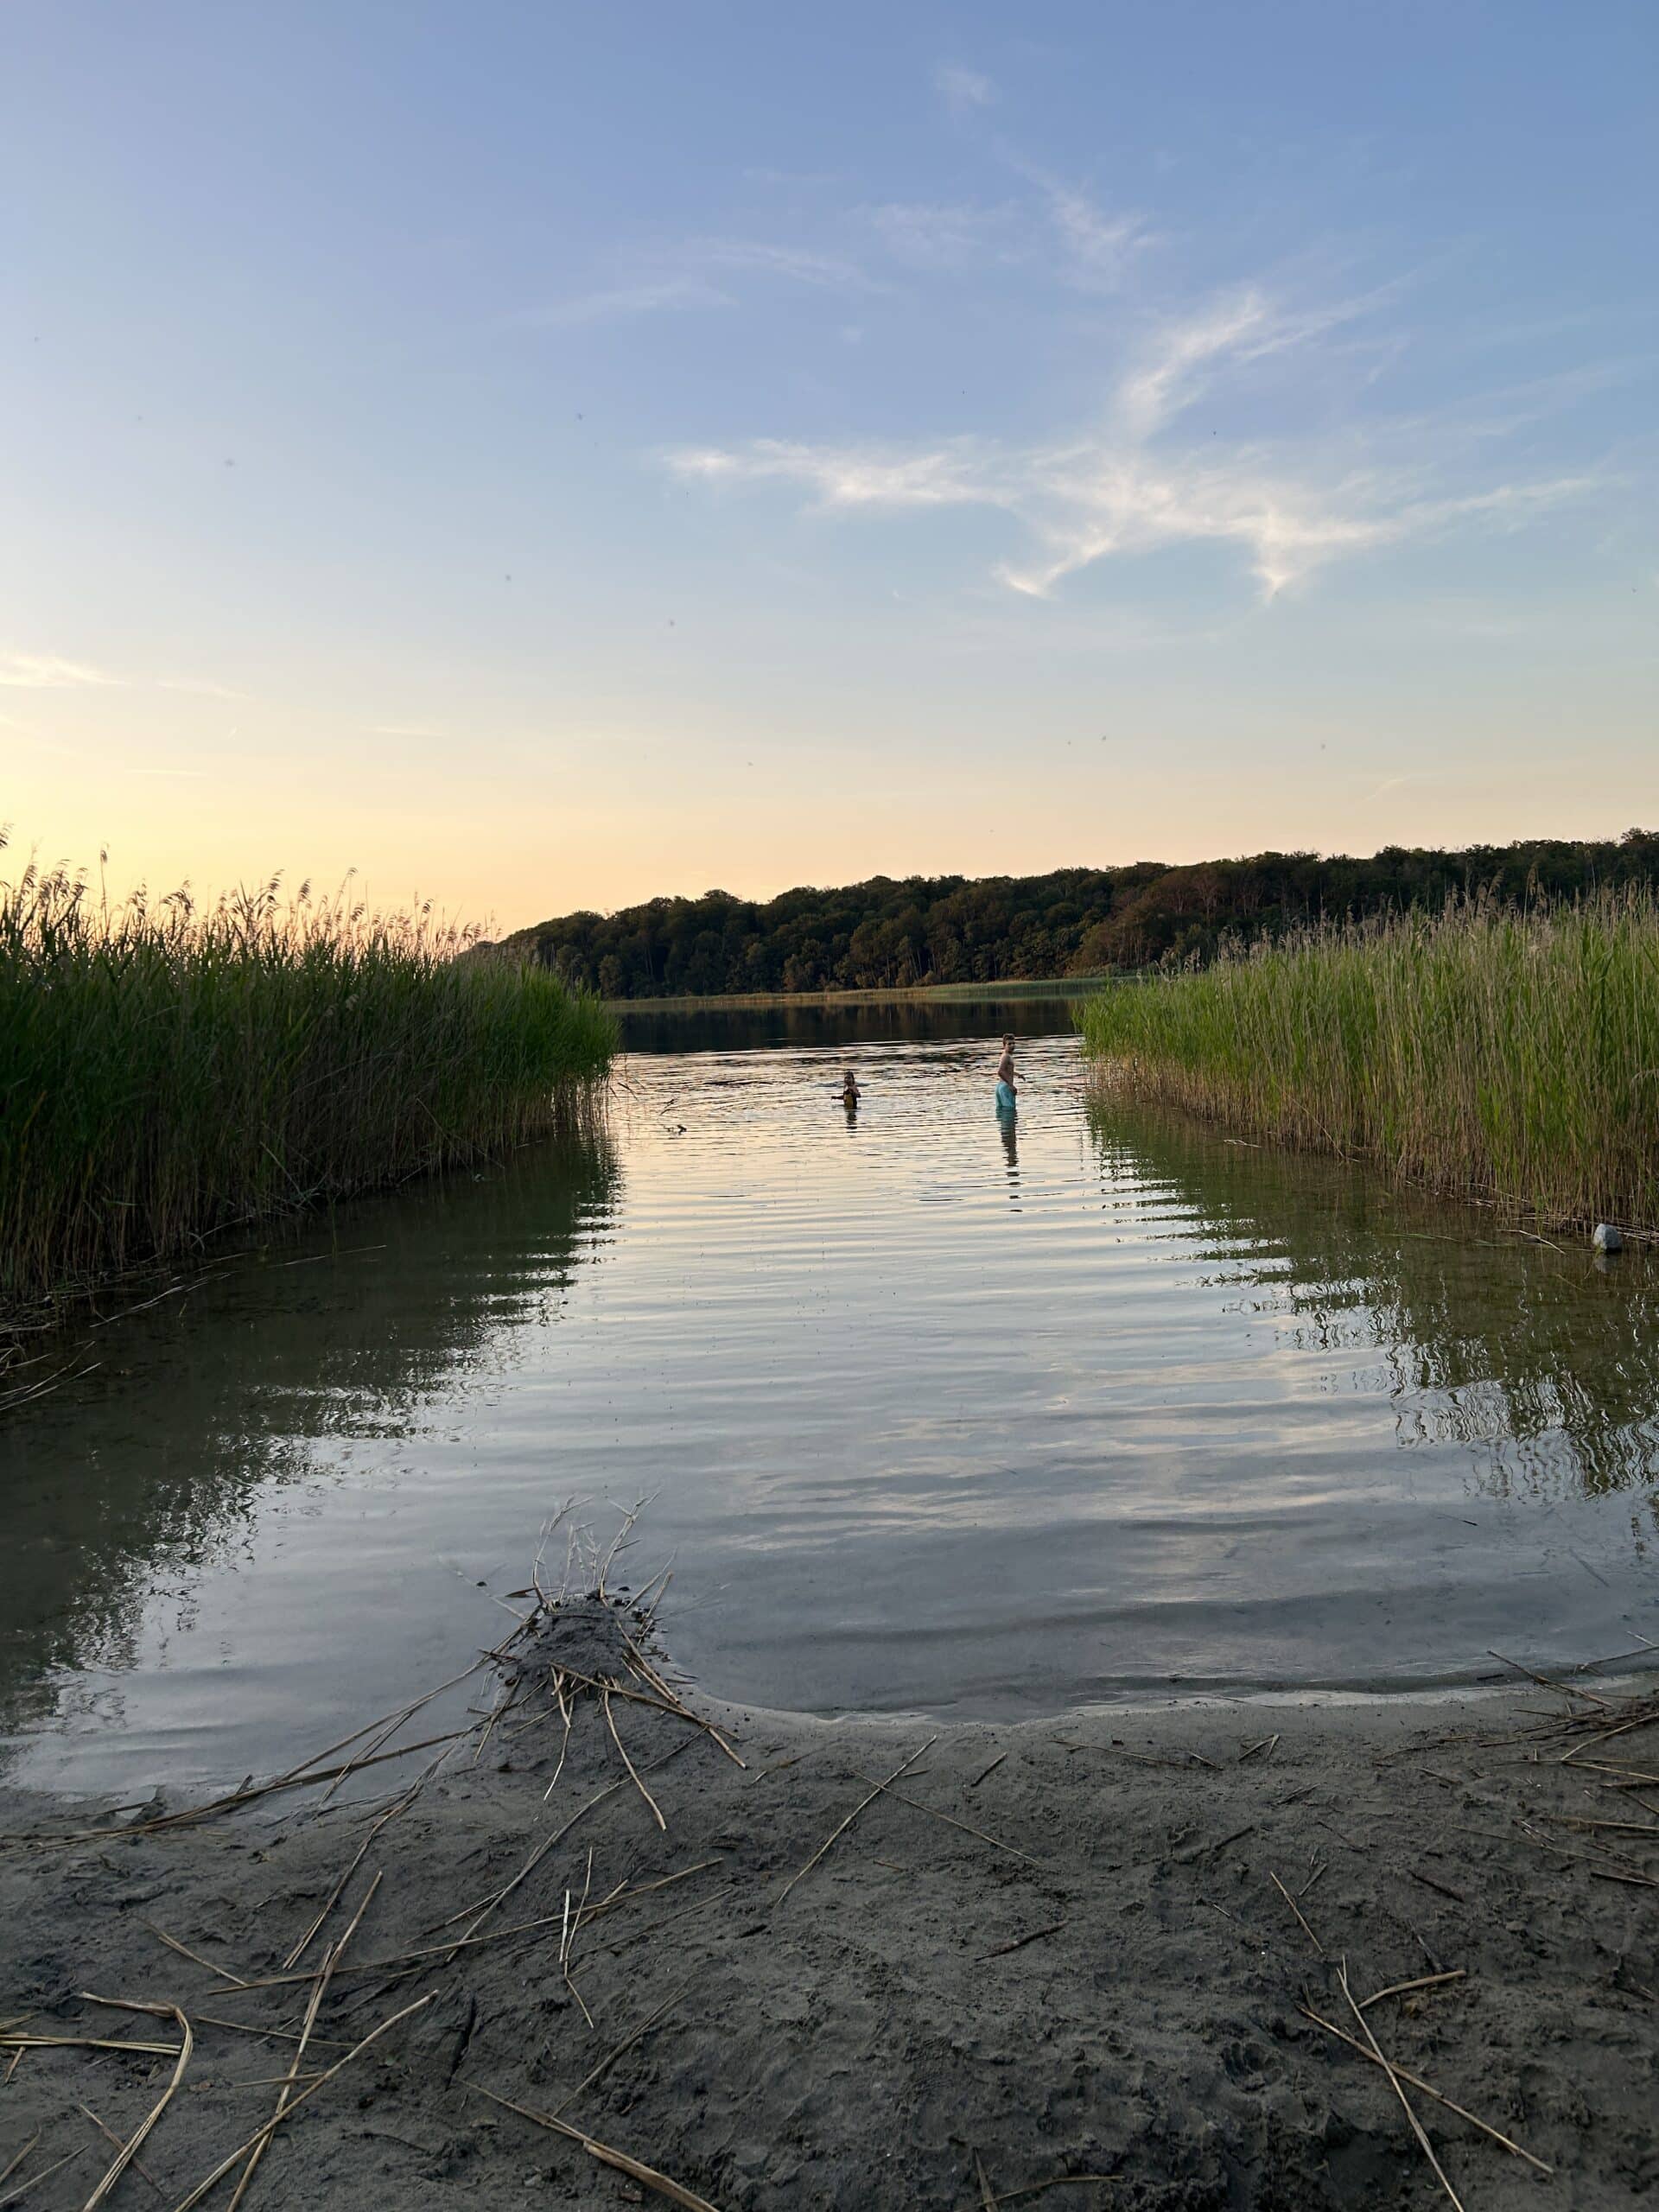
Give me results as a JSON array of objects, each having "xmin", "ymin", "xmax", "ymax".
[{"xmin": 4, "ymin": 1000, "xmax": 1658, "ymax": 1793}]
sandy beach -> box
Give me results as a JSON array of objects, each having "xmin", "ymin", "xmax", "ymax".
[{"xmin": 2, "ymin": 1595, "xmax": 1656, "ymax": 2209}]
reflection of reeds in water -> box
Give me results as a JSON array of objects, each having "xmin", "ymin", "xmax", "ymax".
[
  {"xmin": 1085, "ymin": 1097, "xmax": 1659, "ymax": 1504},
  {"xmin": 0, "ymin": 854, "xmax": 616, "ymax": 1315},
  {"xmin": 1078, "ymin": 893, "xmax": 1659, "ymax": 1236},
  {"xmin": 0, "ymin": 1127, "xmax": 620, "ymax": 1717}
]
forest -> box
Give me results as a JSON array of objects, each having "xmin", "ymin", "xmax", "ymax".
[{"xmin": 493, "ymin": 830, "xmax": 1659, "ymax": 999}]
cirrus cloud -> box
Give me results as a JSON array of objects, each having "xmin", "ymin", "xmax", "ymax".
[{"xmin": 666, "ymin": 288, "xmax": 1599, "ymax": 603}]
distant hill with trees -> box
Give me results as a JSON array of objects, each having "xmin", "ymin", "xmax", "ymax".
[{"xmin": 491, "ymin": 830, "xmax": 1659, "ymax": 999}]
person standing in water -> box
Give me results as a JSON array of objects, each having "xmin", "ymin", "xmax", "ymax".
[
  {"xmin": 839, "ymin": 1066, "xmax": 861, "ymax": 1115},
  {"xmin": 995, "ymin": 1035, "xmax": 1018, "ymax": 1115}
]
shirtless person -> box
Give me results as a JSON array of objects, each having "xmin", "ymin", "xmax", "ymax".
[{"xmin": 995, "ymin": 1035, "xmax": 1018, "ymax": 1114}]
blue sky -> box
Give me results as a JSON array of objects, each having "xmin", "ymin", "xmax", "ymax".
[{"xmin": 3, "ymin": 2, "xmax": 1655, "ymax": 923}]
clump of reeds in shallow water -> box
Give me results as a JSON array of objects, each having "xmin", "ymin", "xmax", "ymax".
[
  {"xmin": 1078, "ymin": 890, "xmax": 1659, "ymax": 1234},
  {"xmin": 0, "ymin": 849, "xmax": 616, "ymax": 1316}
]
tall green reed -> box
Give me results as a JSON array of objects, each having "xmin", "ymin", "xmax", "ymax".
[
  {"xmin": 1078, "ymin": 892, "xmax": 1659, "ymax": 1232},
  {"xmin": 0, "ymin": 851, "xmax": 615, "ymax": 1314}
]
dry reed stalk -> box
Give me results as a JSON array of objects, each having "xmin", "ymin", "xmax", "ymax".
[
  {"xmin": 0, "ymin": 2149, "xmax": 86, "ymax": 2209},
  {"xmin": 975, "ymin": 2150, "xmax": 996, "ymax": 2208},
  {"xmin": 1267, "ymin": 1872, "xmax": 1324, "ymax": 1958},
  {"xmin": 5, "ymin": 1730, "xmax": 468, "ymax": 1846},
  {"xmin": 165, "ymin": 1993, "xmax": 434, "ymax": 2212},
  {"xmin": 848, "ymin": 1778, "xmax": 1039, "ymax": 1866},
  {"xmin": 603, "ymin": 1688, "xmax": 666, "ymax": 1831},
  {"xmin": 597, "ymin": 1498, "xmax": 653, "ymax": 1602},
  {"xmin": 463, "ymin": 2082, "xmax": 724, "ymax": 2212},
  {"xmin": 0, "ymin": 2142, "xmax": 38, "ymax": 2190},
  {"xmin": 226, "ymin": 1872, "xmax": 380, "ymax": 2211},
  {"xmin": 563, "ymin": 1850, "xmax": 596, "ymax": 2031},
  {"xmin": 778, "ymin": 1737, "xmax": 938, "ymax": 1904},
  {"xmin": 987, "ymin": 2179, "xmax": 1120, "ymax": 2205},
  {"xmin": 1335, "ymin": 1960, "xmax": 1465, "ymax": 2209},
  {"xmin": 574, "ymin": 1859, "xmax": 721, "ymax": 1930},
  {"xmin": 1486, "ymin": 1650, "xmax": 1611, "ymax": 1709},
  {"xmin": 76, "ymin": 2105, "xmax": 162, "ymax": 2196},
  {"xmin": 620, "ymin": 1632, "xmax": 744, "ymax": 1770},
  {"xmin": 540, "ymin": 1658, "xmax": 740, "ymax": 1762},
  {"xmin": 543, "ymin": 1675, "xmax": 575, "ymax": 1800},
  {"xmin": 1299, "ymin": 2004, "xmax": 1550, "ymax": 2172},
  {"xmin": 137, "ymin": 1923, "xmax": 249, "ymax": 1989},
  {"xmin": 1358, "ymin": 1968, "xmax": 1466, "ymax": 2009},
  {"xmin": 78, "ymin": 1998, "xmax": 194, "ymax": 2211},
  {"xmin": 0, "ymin": 2035, "xmax": 181, "ymax": 2059},
  {"xmin": 554, "ymin": 1979, "xmax": 696, "ymax": 2117},
  {"xmin": 977, "ymin": 1922, "xmax": 1067, "ymax": 1961},
  {"xmin": 284, "ymin": 1781, "xmax": 420, "ymax": 1969}
]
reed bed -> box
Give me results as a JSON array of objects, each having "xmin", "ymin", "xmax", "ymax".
[
  {"xmin": 0, "ymin": 854, "xmax": 615, "ymax": 1317},
  {"xmin": 1078, "ymin": 891, "xmax": 1659, "ymax": 1233}
]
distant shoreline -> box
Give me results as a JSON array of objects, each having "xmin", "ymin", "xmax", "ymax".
[{"xmin": 609, "ymin": 973, "xmax": 1116, "ymax": 1014}]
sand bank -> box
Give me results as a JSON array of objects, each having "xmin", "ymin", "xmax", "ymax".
[{"xmin": 2, "ymin": 1597, "xmax": 1655, "ymax": 2208}]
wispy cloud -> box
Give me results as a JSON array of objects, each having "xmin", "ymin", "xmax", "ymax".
[
  {"xmin": 0, "ymin": 647, "xmax": 248, "ymax": 698},
  {"xmin": 671, "ymin": 439, "xmax": 992, "ymax": 511},
  {"xmin": 515, "ymin": 276, "xmax": 734, "ymax": 328},
  {"xmin": 518, "ymin": 237, "xmax": 874, "ymax": 328},
  {"xmin": 668, "ymin": 287, "xmax": 1598, "ymax": 602},
  {"xmin": 156, "ymin": 674, "xmax": 250, "ymax": 700},
  {"xmin": 0, "ymin": 648, "xmax": 120, "ymax": 690},
  {"xmin": 1038, "ymin": 176, "xmax": 1152, "ymax": 292},
  {"xmin": 698, "ymin": 239, "xmax": 869, "ymax": 289},
  {"xmin": 863, "ymin": 200, "xmax": 1020, "ymax": 270},
  {"xmin": 935, "ymin": 62, "xmax": 995, "ymax": 117}
]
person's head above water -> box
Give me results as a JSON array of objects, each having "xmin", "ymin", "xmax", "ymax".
[
  {"xmin": 841, "ymin": 1067, "xmax": 859, "ymax": 1095},
  {"xmin": 1001, "ymin": 1035, "xmax": 1014, "ymax": 1052}
]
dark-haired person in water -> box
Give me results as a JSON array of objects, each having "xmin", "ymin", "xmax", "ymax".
[
  {"xmin": 839, "ymin": 1066, "xmax": 861, "ymax": 1115},
  {"xmin": 995, "ymin": 1035, "xmax": 1018, "ymax": 1115}
]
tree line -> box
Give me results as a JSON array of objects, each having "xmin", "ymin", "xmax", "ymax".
[{"xmin": 489, "ymin": 830, "xmax": 1659, "ymax": 999}]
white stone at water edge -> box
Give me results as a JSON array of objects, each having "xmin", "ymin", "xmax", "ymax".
[{"xmin": 1592, "ymin": 1223, "xmax": 1624, "ymax": 1253}]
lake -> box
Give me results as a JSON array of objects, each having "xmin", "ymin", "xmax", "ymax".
[{"xmin": 3, "ymin": 996, "xmax": 1657, "ymax": 1795}]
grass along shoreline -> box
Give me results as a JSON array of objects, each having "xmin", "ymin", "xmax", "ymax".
[
  {"xmin": 0, "ymin": 856, "xmax": 615, "ymax": 1325},
  {"xmin": 609, "ymin": 973, "xmax": 1115, "ymax": 1013},
  {"xmin": 1079, "ymin": 893, "xmax": 1659, "ymax": 1237}
]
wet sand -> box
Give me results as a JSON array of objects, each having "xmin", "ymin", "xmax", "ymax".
[{"xmin": 2, "ymin": 1598, "xmax": 1656, "ymax": 2209}]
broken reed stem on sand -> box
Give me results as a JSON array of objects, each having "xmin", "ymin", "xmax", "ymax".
[
  {"xmin": 1268, "ymin": 1871, "xmax": 1325, "ymax": 1959},
  {"xmin": 553, "ymin": 1977, "xmax": 697, "ymax": 2119},
  {"xmin": 464, "ymin": 2081, "xmax": 724, "ymax": 2212},
  {"xmin": 1300, "ymin": 2004, "xmax": 1551, "ymax": 2174},
  {"xmin": 137, "ymin": 1923, "xmax": 249, "ymax": 1988},
  {"xmin": 77, "ymin": 1997, "xmax": 194, "ymax": 2211},
  {"xmin": 1358, "ymin": 1968, "xmax": 1466, "ymax": 2009},
  {"xmin": 848, "ymin": 1777, "xmax": 1040, "ymax": 1866},
  {"xmin": 988, "ymin": 2182, "xmax": 1122, "ymax": 2207},
  {"xmin": 0, "ymin": 2034, "xmax": 181, "ymax": 2059},
  {"xmin": 166, "ymin": 1993, "xmax": 435, "ymax": 2212},
  {"xmin": 1335, "ymin": 1960, "xmax": 1466, "ymax": 2210},
  {"xmin": 78, "ymin": 2102, "xmax": 163, "ymax": 2196},
  {"xmin": 0, "ymin": 2141, "xmax": 37, "ymax": 2190},
  {"xmin": 0, "ymin": 2148, "xmax": 85, "ymax": 2210},
  {"xmin": 226, "ymin": 1872, "xmax": 382, "ymax": 2212},
  {"xmin": 603, "ymin": 1687, "xmax": 667, "ymax": 1831},
  {"xmin": 778, "ymin": 1736, "xmax": 939, "ymax": 1904},
  {"xmin": 538, "ymin": 1657, "xmax": 743, "ymax": 1770},
  {"xmin": 284, "ymin": 1782, "xmax": 420, "ymax": 1969},
  {"xmin": 1486, "ymin": 1649, "xmax": 1613, "ymax": 1710}
]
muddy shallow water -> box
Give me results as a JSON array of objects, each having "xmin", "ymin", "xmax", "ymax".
[{"xmin": 3, "ymin": 1000, "xmax": 1657, "ymax": 1793}]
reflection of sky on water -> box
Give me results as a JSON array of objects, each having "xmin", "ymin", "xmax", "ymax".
[{"xmin": 3, "ymin": 1003, "xmax": 1657, "ymax": 1793}]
